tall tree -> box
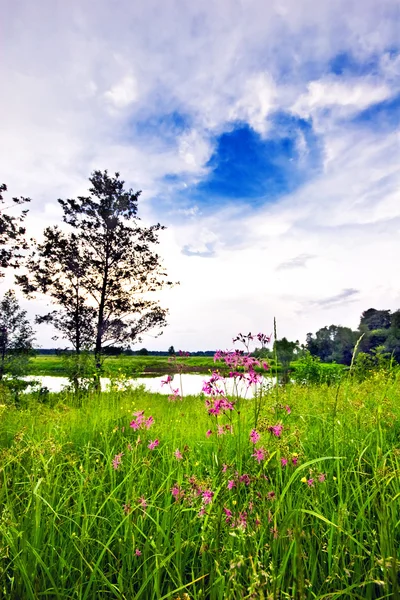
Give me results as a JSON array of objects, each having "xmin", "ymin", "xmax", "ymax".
[
  {"xmin": 0, "ymin": 290, "xmax": 35, "ymax": 401},
  {"xmin": 17, "ymin": 227, "xmax": 96, "ymax": 354},
  {"xmin": 0, "ymin": 184, "xmax": 30, "ymax": 276},
  {"xmin": 19, "ymin": 170, "xmax": 175, "ymax": 385}
]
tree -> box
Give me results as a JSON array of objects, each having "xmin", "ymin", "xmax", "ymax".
[
  {"xmin": 0, "ymin": 290, "xmax": 35, "ymax": 401},
  {"xmin": 359, "ymin": 308, "xmax": 391, "ymax": 331},
  {"xmin": 0, "ymin": 184, "xmax": 30, "ymax": 276},
  {"xmin": 273, "ymin": 337, "xmax": 298, "ymax": 381},
  {"xmin": 18, "ymin": 170, "xmax": 175, "ymax": 386},
  {"xmin": 168, "ymin": 345, "xmax": 175, "ymax": 355},
  {"xmin": 17, "ymin": 227, "xmax": 96, "ymax": 354}
]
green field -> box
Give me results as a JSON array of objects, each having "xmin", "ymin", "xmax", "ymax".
[
  {"xmin": 0, "ymin": 371, "xmax": 399, "ymax": 598},
  {"xmin": 29, "ymin": 355, "xmax": 220, "ymax": 376},
  {"xmin": 28, "ymin": 354, "xmax": 345, "ymax": 378}
]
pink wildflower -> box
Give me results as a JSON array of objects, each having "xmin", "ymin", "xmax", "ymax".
[
  {"xmin": 144, "ymin": 416, "xmax": 154, "ymax": 429},
  {"xmin": 249, "ymin": 429, "xmax": 260, "ymax": 444},
  {"xmin": 122, "ymin": 503, "xmax": 131, "ymax": 514},
  {"xmin": 307, "ymin": 478, "xmax": 314, "ymax": 487},
  {"xmin": 161, "ymin": 375, "xmax": 172, "ymax": 386},
  {"xmin": 202, "ymin": 489, "xmax": 214, "ymax": 505},
  {"xmin": 268, "ymin": 424, "xmax": 283, "ymax": 437},
  {"xmin": 224, "ymin": 507, "xmax": 233, "ymax": 522},
  {"xmin": 174, "ymin": 449, "xmax": 183, "ymax": 461},
  {"xmin": 270, "ymin": 527, "xmax": 279, "ymax": 539},
  {"xmin": 148, "ymin": 439, "xmax": 159, "ymax": 450},
  {"xmin": 138, "ymin": 496, "xmax": 147, "ymax": 509},
  {"xmin": 318, "ymin": 473, "xmax": 326, "ymax": 483},
  {"xmin": 112, "ymin": 452, "xmax": 123, "ymax": 470},
  {"xmin": 227, "ymin": 480, "xmax": 235, "ymax": 490},
  {"xmin": 252, "ymin": 447, "xmax": 266, "ymax": 463},
  {"xmin": 127, "ymin": 443, "xmax": 133, "ymax": 452},
  {"xmin": 222, "ymin": 463, "xmax": 228, "ymax": 473},
  {"xmin": 292, "ymin": 456, "xmax": 298, "ymax": 466},
  {"xmin": 217, "ymin": 425, "xmax": 226, "ymax": 436},
  {"xmin": 267, "ymin": 491, "xmax": 276, "ymax": 501},
  {"xmin": 206, "ymin": 429, "xmax": 212, "ymax": 437},
  {"xmin": 135, "ymin": 548, "xmax": 142, "ymax": 556},
  {"xmin": 239, "ymin": 474, "xmax": 251, "ymax": 486},
  {"xmin": 198, "ymin": 507, "xmax": 206, "ymax": 517},
  {"xmin": 281, "ymin": 457, "xmax": 288, "ymax": 467},
  {"xmin": 285, "ymin": 405, "xmax": 291, "ymax": 414}
]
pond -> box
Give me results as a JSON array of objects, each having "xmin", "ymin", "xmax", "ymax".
[{"xmin": 21, "ymin": 373, "xmax": 278, "ymax": 399}]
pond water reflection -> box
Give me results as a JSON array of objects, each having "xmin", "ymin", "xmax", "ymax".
[{"xmin": 22, "ymin": 373, "xmax": 277, "ymax": 398}]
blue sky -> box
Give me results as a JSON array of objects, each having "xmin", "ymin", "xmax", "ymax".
[{"xmin": 2, "ymin": 0, "xmax": 400, "ymax": 350}]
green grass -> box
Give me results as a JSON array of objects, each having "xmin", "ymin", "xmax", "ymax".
[
  {"xmin": 0, "ymin": 372, "xmax": 399, "ymax": 598},
  {"xmin": 29, "ymin": 355, "xmax": 220, "ymax": 376}
]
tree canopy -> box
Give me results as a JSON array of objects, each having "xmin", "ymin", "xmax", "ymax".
[
  {"xmin": 17, "ymin": 170, "xmax": 175, "ymax": 383},
  {"xmin": 0, "ymin": 184, "xmax": 30, "ymax": 277}
]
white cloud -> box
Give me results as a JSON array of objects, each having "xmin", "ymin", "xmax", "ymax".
[
  {"xmin": 292, "ymin": 76, "xmax": 391, "ymax": 120},
  {"xmin": 104, "ymin": 75, "xmax": 139, "ymax": 109}
]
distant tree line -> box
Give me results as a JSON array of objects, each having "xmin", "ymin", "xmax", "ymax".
[{"xmin": 305, "ymin": 308, "xmax": 400, "ymax": 365}]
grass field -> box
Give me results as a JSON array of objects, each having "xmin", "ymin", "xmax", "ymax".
[
  {"xmin": 0, "ymin": 370, "xmax": 399, "ymax": 598},
  {"xmin": 28, "ymin": 355, "xmax": 222, "ymax": 376},
  {"xmin": 28, "ymin": 354, "xmax": 345, "ymax": 377}
]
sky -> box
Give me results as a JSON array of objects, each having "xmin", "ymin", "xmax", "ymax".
[{"xmin": 2, "ymin": 0, "xmax": 400, "ymax": 351}]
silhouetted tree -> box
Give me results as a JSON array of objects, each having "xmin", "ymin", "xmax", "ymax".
[
  {"xmin": 0, "ymin": 290, "xmax": 35, "ymax": 401},
  {"xmin": 18, "ymin": 170, "xmax": 175, "ymax": 387},
  {"xmin": 0, "ymin": 184, "xmax": 30, "ymax": 276}
]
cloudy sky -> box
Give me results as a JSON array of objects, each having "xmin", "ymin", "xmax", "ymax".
[{"xmin": 2, "ymin": 0, "xmax": 400, "ymax": 351}]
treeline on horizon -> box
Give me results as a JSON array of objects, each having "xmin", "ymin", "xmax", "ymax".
[
  {"xmin": 304, "ymin": 307, "xmax": 400, "ymax": 365},
  {"xmin": 36, "ymin": 306, "xmax": 400, "ymax": 367}
]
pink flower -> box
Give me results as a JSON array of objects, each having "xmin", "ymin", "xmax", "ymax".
[
  {"xmin": 281, "ymin": 457, "xmax": 288, "ymax": 467},
  {"xmin": 239, "ymin": 474, "xmax": 251, "ymax": 486},
  {"xmin": 252, "ymin": 447, "xmax": 266, "ymax": 463},
  {"xmin": 202, "ymin": 489, "xmax": 214, "ymax": 505},
  {"xmin": 138, "ymin": 496, "xmax": 147, "ymax": 509},
  {"xmin": 318, "ymin": 473, "xmax": 326, "ymax": 483},
  {"xmin": 174, "ymin": 449, "xmax": 183, "ymax": 461},
  {"xmin": 112, "ymin": 452, "xmax": 123, "ymax": 470},
  {"xmin": 198, "ymin": 508, "xmax": 206, "ymax": 517},
  {"xmin": 206, "ymin": 429, "xmax": 212, "ymax": 437},
  {"xmin": 127, "ymin": 443, "xmax": 133, "ymax": 452},
  {"xmin": 249, "ymin": 429, "xmax": 260, "ymax": 444},
  {"xmin": 227, "ymin": 480, "xmax": 235, "ymax": 490},
  {"xmin": 268, "ymin": 424, "xmax": 283, "ymax": 437},
  {"xmin": 130, "ymin": 418, "xmax": 141, "ymax": 430},
  {"xmin": 270, "ymin": 527, "xmax": 279, "ymax": 539},
  {"xmin": 222, "ymin": 463, "xmax": 228, "ymax": 473},
  {"xmin": 161, "ymin": 375, "xmax": 172, "ymax": 386},
  {"xmin": 292, "ymin": 456, "xmax": 298, "ymax": 466},
  {"xmin": 148, "ymin": 439, "xmax": 159, "ymax": 450},
  {"xmin": 171, "ymin": 485, "xmax": 184, "ymax": 501},
  {"xmin": 144, "ymin": 416, "xmax": 154, "ymax": 429},
  {"xmin": 217, "ymin": 425, "xmax": 226, "ymax": 436},
  {"xmin": 135, "ymin": 548, "xmax": 142, "ymax": 556},
  {"xmin": 307, "ymin": 478, "xmax": 314, "ymax": 487},
  {"xmin": 285, "ymin": 405, "xmax": 291, "ymax": 414},
  {"xmin": 267, "ymin": 491, "xmax": 276, "ymax": 501},
  {"xmin": 224, "ymin": 507, "xmax": 233, "ymax": 522},
  {"xmin": 122, "ymin": 503, "xmax": 131, "ymax": 514}
]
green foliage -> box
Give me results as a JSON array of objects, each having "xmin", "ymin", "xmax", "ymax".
[
  {"xmin": 292, "ymin": 351, "xmax": 345, "ymax": 385},
  {"xmin": 0, "ymin": 184, "xmax": 30, "ymax": 276},
  {"xmin": 0, "ymin": 290, "xmax": 36, "ymax": 402},
  {"xmin": 0, "ymin": 377, "xmax": 399, "ymax": 598}
]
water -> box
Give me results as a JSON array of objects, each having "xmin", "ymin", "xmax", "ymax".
[{"xmin": 21, "ymin": 373, "xmax": 277, "ymax": 398}]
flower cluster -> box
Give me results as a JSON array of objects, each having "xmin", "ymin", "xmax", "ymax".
[{"xmin": 130, "ymin": 410, "xmax": 155, "ymax": 431}]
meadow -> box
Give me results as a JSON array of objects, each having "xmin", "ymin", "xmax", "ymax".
[{"xmin": 0, "ymin": 364, "xmax": 399, "ymax": 599}]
